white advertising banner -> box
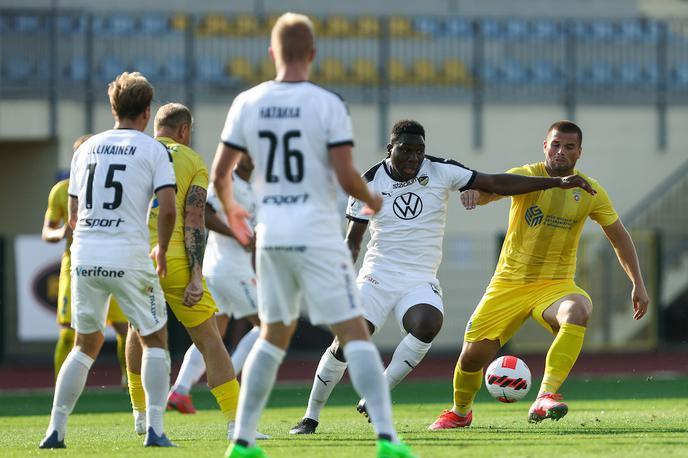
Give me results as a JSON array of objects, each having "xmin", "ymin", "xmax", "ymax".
[{"xmin": 15, "ymin": 234, "xmax": 116, "ymax": 342}]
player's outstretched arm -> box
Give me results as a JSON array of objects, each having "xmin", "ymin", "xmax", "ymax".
[
  {"xmin": 601, "ymin": 219, "xmax": 650, "ymax": 320},
  {"xmin": 210, "ymin": 143, "xmax": 251, "ymax": 246},
  {"xmin": 182, "ymin": 185, "xmax": 207, "ymax": 306},
  {"xmin": 469, "ymin": 172, "xmax": 596, "ymax": 196},
  {"xmin": 344, "ymin": 219, "xmax": 368, "ymax": 263},
  {"xmin": 330, "ymin": 145, "xmax": 382, "ymax": 214},
  {"xmin": 460, "ymin": 189, "xmax": 501, "ymax": 210},
  {"xmin": 152, "ymin": 186, "xmax": 176, "ymax": 278}
]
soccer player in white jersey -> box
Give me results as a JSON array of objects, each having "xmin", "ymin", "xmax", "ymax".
[
  {"xmin": 39, "ymin": 72, "xmax": 177, "ymax": 449},
  {"xmin": 212, "ymin": 12, "xmax": 417, "ymax": 458},
  {"xmin": 168, "ymin": 152, "xmax": 261, "ymax": 411},
  {"xmin": 289, "ymin": 119, "xmax": 596, "ymax": 434}
]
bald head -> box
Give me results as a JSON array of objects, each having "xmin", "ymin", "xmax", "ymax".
[{"xmin": 270, "ymin": 12, "xmax": 315, "ymax": 65}]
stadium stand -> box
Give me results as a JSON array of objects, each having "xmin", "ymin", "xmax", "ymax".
[{"xmin": 350, "ymin": 57, "xmax": 377, "ymax": 84}]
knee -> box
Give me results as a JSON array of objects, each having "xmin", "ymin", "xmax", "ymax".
[
  {"xmin": 557, "ymin": 301, "xmax": 591, "ymax": 327},
  {"xmin": 408, "ymin": 316, "xmax": 443, "ymax": 343},
  {"xmin": 329, "ymin": 340, "xmax": 346, "ymax": 362}
]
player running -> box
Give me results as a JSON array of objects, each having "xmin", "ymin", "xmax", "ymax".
[
  {"xmin": 42, "ymin": 136, "xmax": 129, "ymax": 385},
  {"xmin": 39, "ymin": 72, "xmax": 176, "ymax": 449},
  {"xmin": 214, "ymin": 12, "xmax": 417, "ymax": 458},
  {"xmin": 167, "ymin": 152, "xmax": 261, "ymax": 414},
  {"xmin": 125, "ymin": 103, "xmax": 258, "ymax": 440},
  {"xmin": 429, "ymin": 120, "xmax": 650, "ymax": 430},
  {"xmin": 290, "ymin": 119, "xmax": 596, "ymax": 434}
]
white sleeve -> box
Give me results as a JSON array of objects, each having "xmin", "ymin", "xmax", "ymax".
[
  {"xmin": 220, "ymin": 93, "xmax": 247, "ymax": 151},
  {"xmin": 67, "ymin": 149, "xmax": 82, "ymax": 197},
  {"xmin": 346, "ymin": 195, "xmax": 370, "ymax": 222},
  {"xmin": 326, "ymin": 96, "xmax": 354, "ymax": 147},
  {"xmin": 442, "ymin": 159, "xmax": 476, "ymax": 192},
  {"xmin": 152, "ymin": 143, "xmax": 176, "ymax": 193},
  {"xmin": 205, "ymin": 185, "xmax": 221, "ymax": 212}
]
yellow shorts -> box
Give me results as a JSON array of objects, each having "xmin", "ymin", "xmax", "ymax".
[
  {"xmin": 58, "ymin": 255, "xmax": 127, "ymax": 326},
  {"xmin": 464, "ymin": 279, "xmax": 592, "ymax": 346},
  {"xmin": 160, "ymin": 257, "xmax": 217, "ymax": 328}
]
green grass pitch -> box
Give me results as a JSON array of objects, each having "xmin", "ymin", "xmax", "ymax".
[{"xmin": 1, "ymin": 376, "xmax": 687, "ymax": 457}]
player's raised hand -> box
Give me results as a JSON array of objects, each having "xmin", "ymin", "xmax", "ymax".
[
  {"xmin": 183, "ymin": 277, "xmax": 204, "ymax": 306},
  {"xmin": 632, "ymin": 283, "xmax": 650, "ymax": 320},
  {"xmin": 460, "ymin": 190, "xmax": 480, "ymax": 210},
  {"xmin": 150, "ymin": 244, "xmax": 168, "ymax": 278},
  {"xmin": 226, "ymin": 202, "xmax": 252, "ymax": 247},
  {"xmin": 361, "ymin": 192, "xmax": 383, "ymax": 216},
  {"xmin": 559, "ymin": 175, "xmax": 596, "ymax": 195}
]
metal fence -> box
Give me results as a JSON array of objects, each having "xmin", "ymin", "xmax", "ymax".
[{"xmin": 2, "ymin": 10, "xmax": 688, "ymax": 147}]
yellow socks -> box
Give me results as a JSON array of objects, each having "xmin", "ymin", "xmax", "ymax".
[
  {"xmin": 54, "ymin": 327, "xmax": 75, "ymax": 380},
  {"xmin": 210, "ymin": 379, "xmax": 240, "ymax": 421},
  {"xmin": 116, "ymin": 332, "xmax": 127, "ymax": 383},
  {"xmin": 540, "ymin": 323, "xmax": 586, "ymax": 395},
  {"xmin": 452, "ymin": 363, "xmax": 483, "ymax": 415},
  {"xmin": 128, "ymin": 370, "xmax": 147, "ymax": 412}
]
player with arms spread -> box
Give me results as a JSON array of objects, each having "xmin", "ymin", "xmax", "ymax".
[
  {"xmin": 168, "ymin": 152, "xmax": 261, "ymax": 412},
  {"xmin": 39, "ymin": 72, "xmax": 177, "ymax": 448},
  {"xmin": 214, "ymin": 12, "xmax": 417, "ymax": 458},
  {"xmin": 42, "ymin": 136, "xmax": 129, "ymax": 385},
  {"xmin": 429, "ymin": 120, "xmax": 650, "ymax": 430},
  {"xmin": 290, "ymin": 119, "xmax": 595, "ymax": 434}
]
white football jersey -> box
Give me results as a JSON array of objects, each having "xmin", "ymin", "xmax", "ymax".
[
  {"xmin": 68, "ymin": 129, "xmax": 176, "ymax": 269},
  {"xmin": 347, "ymin": 156, "xmax": 476, "ymax": 281},
  {"xmin": 203, "ymin": 172, "xmax": 256, "ymax": 278},
  {"xmin": 220, "ymin": 81, "xmax": 354, "ymax": 247}
]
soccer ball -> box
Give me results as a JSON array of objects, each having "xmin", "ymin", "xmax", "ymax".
[{"xmin": 484, "ymin": 355, "xmax": 531, "ymax": 403}]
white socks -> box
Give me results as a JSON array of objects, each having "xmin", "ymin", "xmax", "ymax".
[
  {"xmin": 46, "ymin": 350, "xmax": 94, "ymax": 441},
  {"xmin": 172, "ymin": 344, "xmax": 204, "ymax": 395},
  {"xmin": 384, "ymin": 334, "xmax": 432, "ymax": 390},
  {"xmin": 142, "ymin": 347, "xmax": 170, "ymax": 436},
  {"xmin": 231, "ymin": 326, "xmax": 260, "ymax": 374},
  {"xmin": 304, "ymin": 349, "xmax": 348, "ymax": 421},
  {"xmin": 172, "ymin": 326, "xmax": 260, "ymax": 395},
  {"xmin": 233, "ymin": 339, "xmax": 285, "ymax": 446},
  {"xmin": 343, "ymin": 340, "xmax": 397, "ymax": 442}
]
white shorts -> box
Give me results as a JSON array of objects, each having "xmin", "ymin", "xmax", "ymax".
[
  {"xmin": 206, "ymin": 273, "xmax": 258, "ymax": 319},
  {"xmin": 71, "ymin": 265, "xmax": 167, "ymax": 336},
  {"xmin": 358, "ymin": 273, "xmax": 444, "ymax": 333},
  {"xmin": 257, "ymin": 245, "xmax": 363, "ymax": 326}
]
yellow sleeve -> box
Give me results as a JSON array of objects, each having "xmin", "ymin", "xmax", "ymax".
[
  {"xmin": 190, "ymin": 156, "xmax": 209, "ymax": 190},
  {"xmin": 45, "ymin": 183, "xmax": 64, "ymax": 223},
  {"xmin": 589, "ymin": 183, "xmax": 619, "ymax": 227}
]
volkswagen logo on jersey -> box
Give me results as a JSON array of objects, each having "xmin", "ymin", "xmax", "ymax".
[
  {"xmin": 393, "ymin": 192, "xmax": 423, "ymax": 220},
  {"xmin": 525, "ymin": 205, "xmax": 544, "ymax": 227}
]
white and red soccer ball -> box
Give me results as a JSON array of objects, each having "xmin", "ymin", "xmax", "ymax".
[{"xmin": 485, "ymin": 356, "xmax": 531, "ymax": 403}]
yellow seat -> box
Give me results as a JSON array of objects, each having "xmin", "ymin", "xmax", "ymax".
[
  {"xmin": 258, "ymin": 56, "xmax": 275, "ymax": 82},
  {"xmin": 198, "ymin": 14, "xmax": 231, "ymax": 36},
  {"xmin": 411, "ymin": 58, "xmax": 438, "ymax": 85},
  {"xmin": 356, "ymin": 16, "xmax": 379, "ymax": 37},
  {"xmin": 233, "ymin": 14, "xmax": 260, "ymax": 36},
  {"xmin": 316, "ymin": 57, "xmax": 347, "ymax": 84},
  {"xmin": 324, "ymin": 16, "xmax": 353, "ymax": 37},
  {"xmin": 388, "ymin": 58, "xmax": 409, "ymax": 84},
  {"xmin": 350, "ymin": 57, "xmax": 377, "ymax": 84},
  {"xmin": 228, "ymin": 57, "xmax": 254, "ymax": 83},
  {"xmin": 389, "ymin": 16, "xmax": 414, "ymax": 38},
  {"xmin": 440, "ymin": 58, "xmax": 472, "ymax": 86},
  {"xmin": 170, "ymin": 14, "xmax": 188, "ymax": 32}
]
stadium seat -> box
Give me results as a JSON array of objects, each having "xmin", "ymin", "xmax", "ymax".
[
  {"xmin": 233, "ymin": 15, "xmax": 260, "ymax": 36},
  {"xmin": 578, "ymin": 61, "xmax": 615, "ymax": 86},
  {"xmin": 576, "ymin": 19, "xmax": 616, "ymax": 41},
  {"xmin": 0, "ymin": 15, "xmax": 7, "ymax": 34},
  {"xmin": 438, "ymin": 58, "xmax": 472, "ymax": 86},
  {"xmin": 170, "ymin": 14, "xmax": 189, "ymax": 32},
  {"xmin": 316, "ymin": 57, "xmax": 347, "ymax": 84},
  {"xmin": 13, "ymin": 15, "xmax": 44, "ymax": 34},
  {"xmin": 355, "ymin": 16, "xmax": 379, "ymax": 37},
  {"xmin": 671, "ymin": 62, "xmax": 688, "ymax": 87},
  {"xmin": 258, "ymin": 56, "xmax": 275, "ymax": 81},
  {"xmin": 323, "ymin": 16, "xmax": 353, "ymax": 37},
  {"xmin": 413, "ymin": 17, "xmax": 443, "ymax": 37},
  {"xmin": 389, "ymin": 16, "xmax": 414, "ymax": 38},
  {"xmin": 2, "ymin": 56, "xmax": 34, "ymax": 81},
  {"xmin": 139, "ymin": 15, "xmax": 170, "ymax": 35},
  {"xmin": 197, "ymin": 14, "xmax": 231, "ymax": 36},
  {"xmin": 350, "ymin": 57, "xmax": 377, "ymax": 84},
  {"xmin": 160, "ymin": 57, "xmax": 186, "ymax": 83},
  {"xmin": 617, "ymin": 62, "xmax": 649, "ymax": 86},
  {"xmin": 480, "ymin": 18, "xmax": 502, "ymax": 39},
  {"xmin": 529, "ymin": 59, "xmax": 564, "ymax": 85},
  {"xmin": 94, "ymin": 14, "xmax": 136, "ymax": 36},
  {"xmin": 388, "ymin": 58, "xmax": 409, "ymax": 84},
  {"xmin": 196, "ymin": 57, "xmax": 229, "ymax": 84},
  {"xmin": 410, "ymin": 58, "xmax": 438, "ymax": 85},
  {"xmin": 531, "ymin": 18, "xmax": 562, "ymax": 40},
  {"xmin": 480, "ymin": 62, "xmax": 502, "ymax": 85},
  {"xmin": 504, "ymin": 18, "xmax": 529, "ymax": 40},
  {"xmin": 228, "ymin": 57, "xmax": 254, "ymax": 83},
  {"xmin": 264, "ymin": 15, "xmax": 280, "ymax": 34},
  {"xmin": 63, "ymin": 56, "xmax": 88, "ymax": 82},
  {"xmin": 501, "ymin": 59, "xmax": 528, "ymax": 85},
  {"xmin": 132, "ymin": 58, "xmax": 161, "ymax": 82},
  {"xmin": 445, "ymin": 17, "xmax": 472, "ymax": 38},
  {"xmin": 97, "ymin": 56, "xmax": 126, "ymax": 82},
  {"xmin": 57, "ymin": 15, "xmax": 87, "ymax": 35}
]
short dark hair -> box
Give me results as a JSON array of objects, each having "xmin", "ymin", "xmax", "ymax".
[
  {"xmin": 390, "ymin": 120, "xmax": 425, "ymax": 143},
  {"xmin": 546, "ymin": 120, "xmax": 582, "ymax": 146}
]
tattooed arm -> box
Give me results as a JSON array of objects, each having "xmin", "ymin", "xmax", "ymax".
[{"xmin": 182, "ymin": 184, "xmax": 207, "ymax": 306}]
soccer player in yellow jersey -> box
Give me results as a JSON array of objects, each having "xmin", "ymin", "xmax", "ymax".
[
  {"xmin": 125, "ymin": 103, "xmax": 249, "ymax": 439},
  {"xmin": 429, "ymin": 120, "xmax": 650, "ymax": 429},
  {"xmin": 42, "ymin": 135, "xmax": 129, "ymax": 383}
]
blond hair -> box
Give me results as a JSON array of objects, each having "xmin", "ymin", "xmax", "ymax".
[
  {"xmin": 154, "ymin": 102, "xmax": 192, "ymax": 132},
  {"xmin": 72, "ymin": 134, "xmax": 92, "ymax": 151},
  {"xmin": 108, "ymin": 72, "xmax": 154, "ymax": 120},
  {"xmin": 271, "ymin": 12, "xmax": 315, "ymax": 64}
]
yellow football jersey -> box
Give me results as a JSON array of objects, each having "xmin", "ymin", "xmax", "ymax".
[
  {"xmin": 45, "ymin": 179, "xmax": 71, "ymax": 257},
  {"xmin": 492, "ymin": 162, "xmax": 618, "ymax": 283},
  {"xmin": 149, "ymin": 137, "xmax": 209, "ymax": 258}
]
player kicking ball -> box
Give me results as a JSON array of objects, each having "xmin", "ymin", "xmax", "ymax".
[
  {"xmin": 290, "ymin": 119, "xmax": 596, "ymax": 435},
  {"xmin": 429, "ymin": 120, "xmax": 649, "ymax": 430}
]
